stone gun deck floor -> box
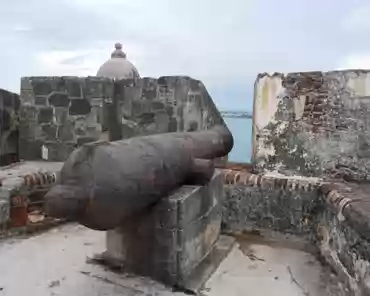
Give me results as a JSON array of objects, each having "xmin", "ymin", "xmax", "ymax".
[{"xmin": 0, "ymin": 224, "xmax": 346, "ymax": 296}]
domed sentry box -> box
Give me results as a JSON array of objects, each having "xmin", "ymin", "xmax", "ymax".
[
  {"xmin": 96, "ymin": 43, "xmax": 140, "ymax": 133},
  {"xmin": 96, "ymin": 43, "xmax": 140, "ymax": 80}
]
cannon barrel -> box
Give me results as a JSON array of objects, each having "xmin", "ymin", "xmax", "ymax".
[{"xmin": 45, "ymin": 125, "xmax": 233, "ymax": 230}]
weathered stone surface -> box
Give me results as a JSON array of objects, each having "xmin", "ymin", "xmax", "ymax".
[
  {"xmin": 19, "ymin": 76, "xmax": 228, "ymax": 164},
  {"xmin": 48, "ymin": 92, "xmax": 70, "ymax": 107},
  {"xmin": 42, "ymin": 142, "xmax": 76, "ymax": 162},
  {"xmin": 37, "ymin": 107, "xmax": 53, "ymax": 123},
  {"xmin": 0, "ymin": 88, "xmax": 20, "ymax": 166},
  {"xmin": 69, "ymin": 99, "xmax": 92, "ymax": 115},
  {"xmin": 19, "ymin": 76, "xmax": 113, "ymax": 161},
  {"xmin": 104, "ymin": 171, "xmax": 223, "ymax": 286},
  {"xmin": 222, "ymin": 170, "xmax": 370, "ymax": 295},
  {"xmin": 252, "ymin": 70, "xmax": 370, "ymax": 181},
  {"xmin": 0, "ymin": 161, "xmax": 62, "ymax": 226},
  {"xmin": 223, "ymin": 185, "xmax": 320, "ymax": 235},
  {"xmin": 109, "ymin": 76, "xmax": 226, "ymax": 141},
  {"xmin": 316, "ymin": 204, "xmax": 370, "ymax": 296},
  {"xmin": 153, "ymin": 171, "xmax": 223, "ymax": 228},
  {"xmin": 0, "ymin": 199, "xmax": 9, "ymax": 225}
]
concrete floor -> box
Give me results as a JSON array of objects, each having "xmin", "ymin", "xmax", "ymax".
[{"xmin": 0, "ymin": 224, "xmax": 346, "ymax": 296}]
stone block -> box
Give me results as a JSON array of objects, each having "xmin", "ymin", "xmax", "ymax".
[
  {"xmin": 18, "ymin": 139, "xmax": 43, "ymax": 160},
  {"xmin": 38, "ymin": 107, "xmax": 54, "ymax": 123},
  {"xmin": 69, "ymin": 98, "xmax": 92, "ymax": 115},
  {"xmin": 0, "ymin": 199, "xmax": 9, "ymax": 225},
  {"xmin": 48, "ymin": 92, "xmax": 70, "ymax": 107},
  {"xmin": 103, "ymin": 171, "xmax": 224, "ymax": 287},
  {"xmin": 153, "ymin": 171, "xmax": 223, "ymax": 228},
  {"xmin": 41, "ymin": 142, "xmax": 75, "ymax": 162}
]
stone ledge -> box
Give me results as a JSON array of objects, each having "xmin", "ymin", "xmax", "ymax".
[
  {"xmin": 223, "ymin": 169, "xmax": 370, "ymax": 295},
  {"xmin": 0, "ymin": 161, "xmax": 62, "ymax": 229},
  {"xmin": 0, "ymin": 217, "xmax": 67, "ymax": 239},
  {"xmin": 315, "ymin": 187, "xmax": 370, "ymax": 295},
  {"xmin": 222, "ymin": 169, "xmax": 370, "ymax": 241},
  {"xmin": 222, "ymin": 169, "xmax": 324, "ymax": 192},
  {"xmin": 319, "ymin": 182, "xmax": 370, "ymax": 242}
]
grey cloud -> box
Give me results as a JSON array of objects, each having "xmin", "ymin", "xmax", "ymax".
[
  {"xmin": 0, "ymin": 0, "xmax": 370, "ymax": 108},
  {"xmin": 1, "ymin": 2, "xmax": 118, "ymax": 49},
  {"xmin": 58, "ymin": 54, "xmax": 90, "ymax": 66}
]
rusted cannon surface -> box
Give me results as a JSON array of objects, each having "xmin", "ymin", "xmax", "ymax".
[{"xmin": 45, "ymin": 126, "xmax": 233, "ymax": 230}]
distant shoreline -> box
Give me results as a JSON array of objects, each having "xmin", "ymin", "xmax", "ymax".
[{"xmin": 220, "ymin": 111, "xmax": 252, "ymax": 119}]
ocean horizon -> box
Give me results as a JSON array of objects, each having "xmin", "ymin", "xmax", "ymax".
[{"xmin": 223, "ymin": 116, "xmax": 252, "ymax": 163}]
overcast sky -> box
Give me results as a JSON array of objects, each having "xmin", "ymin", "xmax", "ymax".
[{"xmin": 0, "ymin": 0, "xmax": 369, "ymax": 111}]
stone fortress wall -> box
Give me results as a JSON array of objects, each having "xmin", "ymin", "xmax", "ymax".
[
  {"xmin": 252, "ymin": 70, "xmax": 370, "ymax": 182},
  {"xmin": 18, "ymin": 75, "xmax": 227, "ymax": 162},
  {"xmin": 0, "ymin": 54, "xmax": 230, "ymax": 290},
  {"xmin": 109, "ymin": 76, "xmax": 224, "ymax": 141},
  {"xmin": 15, "ymin": 74, "xmax": 228, "ymax": 289},
  {"xmin": 0, "ymin": 44, "xmax": 229, "ymax": 247},
  {"xmin": 2, "ymin": 42, "xmax": 370, "ymax": 294},
  {"xmin": 221, "ymin": 69, "xmax": 370, "ymax": 296},
  {"xmin": 18, "ymin": 76, "xmax": 113, "ymax": 161},
  {"xmin": 0, "ymin": 88, "xmax": 20, "ymax": 166},
  {"xmin": 4, "ymin": 43, "xmax": 227, "ymax": 164}
]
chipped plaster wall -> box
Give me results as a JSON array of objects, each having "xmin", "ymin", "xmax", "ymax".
[
  {"xmin": 0, "ymin": 89, "xmax": 20, "ymax": 165},
  {"xmin": 252, "ymin": 70, "xmax": 370, "ymax": 181}
]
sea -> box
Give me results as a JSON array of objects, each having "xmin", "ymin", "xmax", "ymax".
[{"xmin": 223, "ymin": 117, "xmax": 252, "ymax": 163}]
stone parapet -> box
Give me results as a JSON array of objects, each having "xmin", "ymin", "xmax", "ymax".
[
  {"xmin": 18, "ymin": 76, "xmax": 228, "ymax": 164},
  {"xmin": 313, "ymin": 183, "xmax": 370, "ymax": 296},
  {"xmin": 0, "ymin": 161, "xmax": 63, "ymax": 228},
  {"xmin": 19, "ymin": 76, "xmax": 113, "ymax": 161},
  {"xmin": 223, "ymin": 171, "xmax": 320, "ymax": 235},
  {"xmin": 223, "ymin": 169, "xmax": 370, "ymax": 296},
  {"xmin": 223, "ymin": 169, "xmax": 324, "ymax": 192}
]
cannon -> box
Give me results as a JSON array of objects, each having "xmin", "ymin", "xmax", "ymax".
[{"xmin": 45, "ymin": 125, "xmax": 233, "ymax": 231}]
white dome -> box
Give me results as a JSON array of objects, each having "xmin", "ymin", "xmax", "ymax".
[{"xmin": 96, "ymin": 43, "xmax": 140, "ymax": 79}]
